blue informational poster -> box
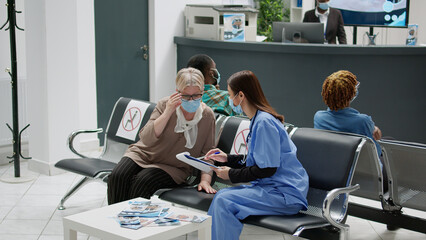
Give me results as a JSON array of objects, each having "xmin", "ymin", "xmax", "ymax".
[
  {"xmin": 406, "ymin": 24, "xmax": 418, "ymax": 46},
  {"xmin": 223, "ymin": 13, "xmax": 245, "ymax": 41}
]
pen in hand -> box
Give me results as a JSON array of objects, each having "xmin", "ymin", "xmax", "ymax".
[{"xmin": 198, "ymin": 151, "xmax": 220, "ymax": 160}]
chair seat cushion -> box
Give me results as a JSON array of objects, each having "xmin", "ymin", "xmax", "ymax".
[
  {"xmin": 55, "ymin": 158, "xmax": 117, "ymax": 178},
  {"xmin": 242, "ymin": 213, "xmax": 329, "ymax": 234},
  {"xmin": 159, "ymin": 187, "xmax": 329, "ymax": 234},
  {"xmin": 158, "ymin": 187, "xmax": 215, "ymax": 212}
]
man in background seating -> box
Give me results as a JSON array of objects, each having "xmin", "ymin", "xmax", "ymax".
[{"xmin": 187, "ymin": 54, "xmax": 240, "ymax": 116}]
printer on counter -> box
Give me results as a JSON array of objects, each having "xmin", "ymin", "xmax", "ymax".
[{"xmin": 184, "ymin": 5, "xmax": 258, "ymax": 42}]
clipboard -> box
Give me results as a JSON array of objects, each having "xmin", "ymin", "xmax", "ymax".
[{"xmin": 176, "ymin": 152, "xmax": 219, "ymax": 172}]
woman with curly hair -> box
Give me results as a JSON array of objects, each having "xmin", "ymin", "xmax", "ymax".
[{"xmin": 314, "ymin": 70, "xmax": 382, "ymax": 155}]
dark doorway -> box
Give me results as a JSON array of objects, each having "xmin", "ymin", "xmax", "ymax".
[{"xmin": 94, "ymin": 0, "xmax": 149, "ymax": 144}]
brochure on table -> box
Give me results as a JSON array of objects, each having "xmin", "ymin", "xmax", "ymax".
[{"xmin": 116, "ymin": 200, "xmax": 208, "ymax": 230}]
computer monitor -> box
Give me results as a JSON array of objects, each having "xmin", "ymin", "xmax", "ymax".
[{"xmin": 272, "ymin": 22, "xmax": 324, "ymax": 43}]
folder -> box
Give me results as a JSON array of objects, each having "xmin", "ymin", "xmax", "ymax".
[{"xmin": 176, "ymin": 152, "xmax": 219, "ymax": 172}]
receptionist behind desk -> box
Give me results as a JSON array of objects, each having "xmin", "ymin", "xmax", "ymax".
[{"xmin": 303, "ymin": 0, "xmax": 347, "ymax": 44}]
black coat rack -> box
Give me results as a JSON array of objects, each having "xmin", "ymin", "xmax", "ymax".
[{"xmin": 1, "ymin": 0, "xmax": 30, "ymax": 178}]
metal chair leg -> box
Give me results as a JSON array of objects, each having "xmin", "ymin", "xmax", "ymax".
[{"xmin": 58, "ymin": 176, "xmax": 91, "ymax": 210}]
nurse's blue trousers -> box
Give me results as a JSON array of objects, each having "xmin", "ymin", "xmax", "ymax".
[{"xmin": 207, "ymin": 185, "xmax": 304, "ymax": 240}]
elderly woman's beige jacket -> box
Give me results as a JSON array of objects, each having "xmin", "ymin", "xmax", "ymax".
[{"xmin": 124, "ymin": 97, "xmax": 216, "ymax": 184}]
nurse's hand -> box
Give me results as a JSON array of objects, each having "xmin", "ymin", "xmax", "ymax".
[
  {"xmin": 212, "ymin": 166, "xmax": 230, "ymax": 180},
  {"xmin": 205, "ymin": 148, "xmax": 227, "ymax": 162},
  {"xmin": 198, "ymin": 180, "xmax": 217, "ymax": 194}
]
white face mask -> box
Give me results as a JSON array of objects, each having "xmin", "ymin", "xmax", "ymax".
[
  {"xmin": 351, "ymin": 82, "xmax": 360, "ymax": 103},
  {"xmin": 211, "ymin": 68, "xmax": 221, "ymax": 85}
]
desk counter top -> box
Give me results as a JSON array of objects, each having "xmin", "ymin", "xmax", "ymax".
[{"xmin": 175, "ymin": 36, "xmax": 426, "ymax": 56}]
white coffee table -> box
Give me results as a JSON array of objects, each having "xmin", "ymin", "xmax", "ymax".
[{"xmin": 63, "ymin": 197, "xmax": 212, "ymax": 240}]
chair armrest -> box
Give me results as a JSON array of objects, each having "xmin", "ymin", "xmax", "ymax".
[
  {"xmin": 185, "ymin": 168, "xmax": 202, "ymax": 187},
  {"xmin": 67, "ymin": 128, "xmax": 103, "ymax": 158},
  {"xmin": 322, "ymin": 184, "xmax": 360, "ymax": 240}
]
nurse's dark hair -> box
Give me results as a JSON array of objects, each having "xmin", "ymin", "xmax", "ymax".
[
  {"xmin": 228, "ymin": 70, "xmax": 284, "ymax": 123},
  {"xmin": 186, "ymin": 54, "xmax": 214, "ymax": 78},
  {"xmin": 321, "ymin": 70, "xmax": 358, "ymax": 111}
]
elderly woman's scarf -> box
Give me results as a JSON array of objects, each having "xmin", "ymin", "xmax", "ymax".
[{"xmin": 174, "ymin": 104, "xmax": 204, "ymax": 149}]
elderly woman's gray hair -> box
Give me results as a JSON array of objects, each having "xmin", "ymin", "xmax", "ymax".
[{"xmin": 175, "ymin": 67, "xmax": 204, "ymax": 92}]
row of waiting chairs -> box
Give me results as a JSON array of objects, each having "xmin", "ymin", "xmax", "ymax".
[
  {"xmin": 54, "ymin": 97, "xmax": 426, "ymax": 239},
  {"xmin": 159, "ymin": 115, "xmax": 365, "ymax": 240},
  {"xmin": 55, "ymin": 98, "xmax": 156, "ymax": 210},
  {"xmin": 349, "ymin": 138, "xmax": 426, "ymax": 234}
]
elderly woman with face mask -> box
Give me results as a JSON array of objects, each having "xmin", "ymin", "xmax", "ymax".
[{"xmin": 107, "ymin": 67, "xmax": 216, "ymax": 205}]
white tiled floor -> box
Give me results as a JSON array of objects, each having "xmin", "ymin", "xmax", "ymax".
[{"xmin": 0, "ymin": 161, "xmax": 425, "ymax": 240}]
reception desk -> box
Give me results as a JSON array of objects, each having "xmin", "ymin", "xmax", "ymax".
[{"xmin": 175, "ymin": 37, "xmax": 426, "ymax": 143}]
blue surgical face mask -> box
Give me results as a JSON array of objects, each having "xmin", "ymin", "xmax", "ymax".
[
  {"xmin": 181, "ymin": 98, "xmax": 201, "ymax": 113},
  {"xmin": 318, "ymin": 2, "xmax": 329, "ymax": 10},
  {"xmin": 229, "ymin": 94, "xmax": 243, "ymax": 114},
  {"xmin": 212, "ymin": 68, "xmax": 221, "ymax": 85}
]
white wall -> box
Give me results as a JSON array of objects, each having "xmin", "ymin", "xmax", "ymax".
[
  {"xmin": 24, "ymin": 0, "xmax": 97, "ymax": 175},
  {"xmin": 148, "ymin": 0, "xmax": 223, "ymax": 102}
]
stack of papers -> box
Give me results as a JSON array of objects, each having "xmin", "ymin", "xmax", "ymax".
[
  {"xmin": 115, "ymin": 200, "xmax": 209, "ymax": 230},
  {"xmin": 118, "ymin": 201, "xmax": 169, "ymax": 218},
  {"xmin": 166, "ymin": 213, "xmax": 208, "ymax": 223},
  {"xmin": 118, "ymin": 216, "xmax": 155, "ymax": 230}
]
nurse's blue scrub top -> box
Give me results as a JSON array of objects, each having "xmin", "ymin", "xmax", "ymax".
[{"xmin": 246, "ymin": 110, "xmax": 309, "ymax": 208}]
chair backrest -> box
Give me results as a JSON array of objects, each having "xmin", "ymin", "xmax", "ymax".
[
  {"xmin": 101, "ymin": 97, "xmax": 156, "ymax": 163},
  {"xmin": 214, "ymin": 114, "xmax": 228, "ymax": 145},
  {"xmin": 290, "ymin": 128, "xmax": 363, "ymax": 191},
  {"xmin": 216, "ymin": 116, "xmax": 251, "ymax": 154},
  {"xmin": 211, "ymin": 116, "xmax": 250, "ymax": 185},
  {"xmin": 331, "ymin": 132, "xmax": 384, "ymax": 201},
  {"xmin": 283, "ymin": 122, "xmax": 295, "ymax": 134},
  {"xmin": 379, "ymin": 139, "xmax": 426, "ymax": 211},
  {"xmin": 290, "ymin": 128, "xmax": 365, "ymax": 222}
]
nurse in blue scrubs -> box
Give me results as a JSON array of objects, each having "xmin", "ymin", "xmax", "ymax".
[{"xmin": 203, "ymin": 70, "xmax": 309, "ymax": 240}]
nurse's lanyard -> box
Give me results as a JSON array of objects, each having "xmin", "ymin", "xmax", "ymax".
[{"xmin": 238, "ymin": 110, "xmax": 258, "ymax": 165}]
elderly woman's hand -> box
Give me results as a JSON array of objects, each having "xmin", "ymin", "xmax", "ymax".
[
  {"xmin": 164, "ymin": 92, "xmax": 182, "ymax": 116},
  {"xmin": 198, "ymin": 180, "xmax": 217, "ymax": 194},
  {"xmin": 153, "ymin": 92, "xmax": 181, "ymax": 138}
]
